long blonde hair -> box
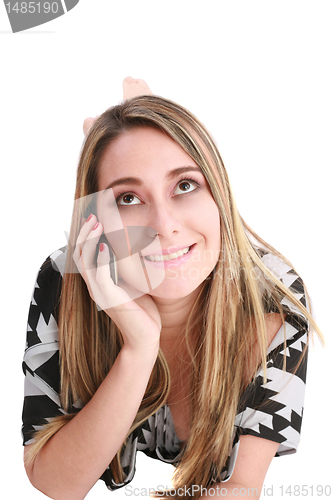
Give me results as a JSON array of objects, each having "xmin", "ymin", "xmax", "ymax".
[{"xmin": 25, "ymin": 96, "xmax": 323, "ymax": 495}]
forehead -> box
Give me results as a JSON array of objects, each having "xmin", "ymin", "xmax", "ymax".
[{"xmin": 98, "ymin": 127, "xmax": 199, "ymax": 190}]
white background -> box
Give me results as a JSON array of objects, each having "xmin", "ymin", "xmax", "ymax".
[{"xmin": 1, "ymin": 1, "xmax": 332, "ymax": 498}]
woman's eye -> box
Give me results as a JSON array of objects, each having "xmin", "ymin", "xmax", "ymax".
[
  {"xmin": 174, "ymin": 179, "xmax": 198, "ymax": 195},
  {"xmin": 117, "ymin": 193, "xmax": 141, "ymax": 206}
]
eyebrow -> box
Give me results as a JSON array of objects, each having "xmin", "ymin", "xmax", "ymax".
[{"xmin": 103, "ymin": 166, "xmax": 203, "ymax": 192}]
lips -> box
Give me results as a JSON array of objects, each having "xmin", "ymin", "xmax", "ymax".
[
  {"xmin": 145, "ymin": 246, "xmax": 191, "ymax": 262},
  {"xmin": 142, "ymin": 244, "xmax": 196, "ymax": 267}
]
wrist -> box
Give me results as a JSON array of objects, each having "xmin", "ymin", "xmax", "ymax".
[{"xmin": 120, "ymin": 342, "xmax": 159, "ymax": 367}]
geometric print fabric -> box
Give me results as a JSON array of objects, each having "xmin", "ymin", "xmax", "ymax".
[{"xmin": 22, "ymin": 246, "xmax": 309, "ymax": 490}]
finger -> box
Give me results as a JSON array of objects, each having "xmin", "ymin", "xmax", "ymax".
[
  {"xmin": 73, "ymin": 216, "xmax": 101, "ymax": 281},
  {"xmin": 96, "ymin": 242, "xmax": 112, "ymax": 283},
  {"xmin": 73, "ymin": 223, "xmax": 103, "ymax": 303},
  {"xmin": 95, "ymin": 243, "xmax": 121, "ymax": 309},
  {"xmin": 75, "ymin": 213, "xmax": 97, "ymax": 244},
  {"xmin": 73, "ymin": 214, "xmax": 97, "ymax": 267},
  {"xmin": 80, "ymin": 221, "xmax": 103, "ymax": 276},
  {"xmin": 95, "ymin": 243, "xmax": 139, "ymax": 310}
]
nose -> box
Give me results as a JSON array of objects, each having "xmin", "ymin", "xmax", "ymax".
[{"xmin": 147, "ymin": 200, "xmax": 182, "ymax": 240}]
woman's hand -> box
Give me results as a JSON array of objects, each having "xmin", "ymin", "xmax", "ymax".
[{"xmin": 73, "ymin": 214, "xmax": 161, "ymax": 355}]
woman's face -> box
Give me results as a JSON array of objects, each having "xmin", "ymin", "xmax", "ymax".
[{"xmin": 96, "ymin": 126, "xmax": 221, "ymax": 300}]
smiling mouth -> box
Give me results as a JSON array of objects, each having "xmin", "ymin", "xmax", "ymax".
[{"xmin": 144, "ymin": 245, "xmax": 193, "ymax": 262}]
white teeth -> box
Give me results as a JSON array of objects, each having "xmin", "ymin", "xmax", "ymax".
[{"xmin": 145, "ymin": 247, "xmax": 190, "ymax": 262}]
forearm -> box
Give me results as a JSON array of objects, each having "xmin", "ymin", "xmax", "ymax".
[{"xmin": 27, "ymin": 346, "xmax": 158, "ymax": 500}]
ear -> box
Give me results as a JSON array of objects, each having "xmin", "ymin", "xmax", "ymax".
[{"xmin": 123, "ymin": 76, "xmax": 153, "ymax": 100}]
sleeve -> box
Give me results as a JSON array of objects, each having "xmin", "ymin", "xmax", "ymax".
[
  {"xmin": 21, "ymin": 249, "xmax": 140, "ymax": 492},
  {"xmin": 260, "ymin": 251, "xmax": 309, "ymax": 326},
  {"xmin": 22, "ymin": 252, "xmax": 66, "ymax": 446},
  {"xmin": 236, "ymin": 316, "xmax": 308, "ymax": 456},
  {"xmin": 235, "ymin": 250, "xmax": 310, "ymax": 456},
  {"xmin": 214, "ymin": 317, "xmax": 308, "ymax": 484}
]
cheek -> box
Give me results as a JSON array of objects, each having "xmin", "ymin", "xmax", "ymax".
[
  {"xmin": 193, "ymin": 199, "xmax": 221, "ymax": 270},
  {"xmin": 192, "ymin": 197, "xmax": 221, "ymax": 247},
  {"xmin": 114, "ymin": 254, "xmax": 166, "ymax": 297},
  {"xmin": 209, "ymin": 205, "xmax": 221, "ymax": 249},
  {"xmin": 96, "ymin": 195, "xmax": 124, "ymax": 234}
]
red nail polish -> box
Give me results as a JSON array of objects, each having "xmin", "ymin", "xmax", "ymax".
[
  {"xmin": 87, "ymin": 214, "xmax": 93, "ymax": 222},
  {"xmin": 100, "ymin": 243, "xmax": 105, "ymax": 252},
  {"xmin": 93, "ymin": 222, "xmax": 99, "ymax": 230}
]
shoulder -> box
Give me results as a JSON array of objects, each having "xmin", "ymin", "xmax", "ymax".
[
  {"xmin": 48, "ymin": 246, "xmax": 68, "ymax": 276},
  {"xmin": 256, "ymin": 247, "xmax": 309, "ymax": 323},
  {"xmin": 25, "ymin": 247, "xmax": 67, "ymax": 352},
  {"xmin": 22, "ymin": 248, "xmax": 69, "ymax": 445},
  {"xmin": 33, "ymin": 246, "xmax": 67, "ymax": 294},
  {"xmin": 256, "ymin": 247, "xmax": 304, "ymax": 291},
  {"xmin": 34, "ymin": 247, "xmax": 67, "ymax": 306}
]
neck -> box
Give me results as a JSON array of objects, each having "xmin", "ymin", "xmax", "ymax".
[{"xmin": 152, "ymin": 285, "xmax": 203, "ymax": 350}]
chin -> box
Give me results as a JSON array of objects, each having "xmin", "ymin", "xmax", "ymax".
[{"xmin": 148, "ymin": 276, "xmax": 205, "ymax": 300}]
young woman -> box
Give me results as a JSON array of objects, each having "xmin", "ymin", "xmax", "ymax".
[{"xmin": 22, "ymin": 79, "xmax": 322, "ymax": 499}]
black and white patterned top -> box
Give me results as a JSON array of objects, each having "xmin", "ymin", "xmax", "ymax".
[{"xmin": 22, "ymin": 247, "xmax": 309, "ymax": 490}]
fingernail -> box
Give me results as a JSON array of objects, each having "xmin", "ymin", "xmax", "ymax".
[
  {"xmin": 87, "ymin": 214, "xmax": 93, "ymax": 222},
  {"xmin": 100, "ymin": 243, "xmax": 105, "ymax": 252},
  {"xmin": 93, "ymin": 222, "xmax": 99, "ymax": 230}
]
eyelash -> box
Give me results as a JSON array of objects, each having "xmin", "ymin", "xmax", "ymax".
[{"xmin": 115, "ymin": 176, "xmax": 200, "ymax": 206}]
